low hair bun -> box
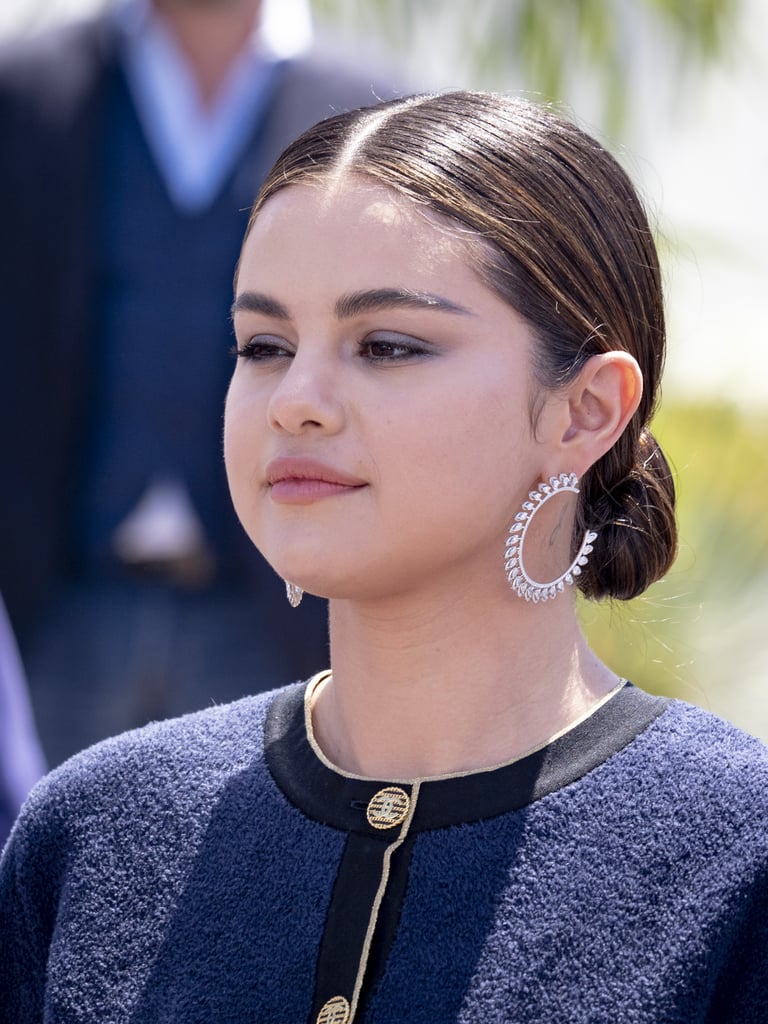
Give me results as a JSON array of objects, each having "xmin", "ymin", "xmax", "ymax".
[{"xmin": 577, "ymin": 429, "xmax": 678, "ymax": 601}]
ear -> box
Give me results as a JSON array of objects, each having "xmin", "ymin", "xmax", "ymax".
[{"xmin": 540, "ymin": 352, "xmax": 643, "ymax": 476}]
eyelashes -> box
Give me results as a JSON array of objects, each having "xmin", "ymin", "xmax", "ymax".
[
  {"xmin": 359, "ymin": 333, "xmax": 433, "ymax": 362},
  {"xmin": 234, "ymin": 332, "xmax": 435, "ymax": 365},
  {"xmin": 234, "ymin": 337, "xmax": 292, "ymax": 361}
]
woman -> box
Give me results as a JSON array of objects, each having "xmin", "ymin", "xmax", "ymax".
[{"xmin": 1, "ymin": 91, "xmax": 766, "ymax": 1023}]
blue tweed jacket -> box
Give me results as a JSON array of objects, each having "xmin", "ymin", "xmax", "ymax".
[{"xmin": 1, "ymin": 681, "xmax": 766, "ymax": 1022}]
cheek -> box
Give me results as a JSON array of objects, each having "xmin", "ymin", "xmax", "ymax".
[
  {"xmin": 381, "ymin": 382, "xmax": 532, "ymax": 514},
  {"xmin": 223, "ymin": 384, "xmax": 260, "ymax": 525}
]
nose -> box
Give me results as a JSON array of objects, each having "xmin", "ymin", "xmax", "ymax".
[{"xmin": 267, "ymin": 350, "xmax": 345, "ymax": 436}]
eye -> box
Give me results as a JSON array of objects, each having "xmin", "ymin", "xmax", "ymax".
[
  {"xmin": 360, "ymin": 332, "xmax": 432, "ymax": 363},
  {"xmin": 234, "ymin": 335, "xmax": 293, "ymax": 361}
]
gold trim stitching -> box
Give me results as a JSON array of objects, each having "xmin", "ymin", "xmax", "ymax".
[
  {"xmin": 348, "ymin": 780, "xmax": 421, "ymax": 1023},
  {"xmin": 304, "ymin": 673, "xmax": 628, "ymax": 785}
]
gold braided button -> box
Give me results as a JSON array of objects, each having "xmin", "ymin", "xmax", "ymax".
[
  {"xmin": 316, "ymin": 995, "xmax": 351, "ymax": 1024},
  {"xmin": 366, "ymin": 786, "xmax": 410, "ymax": 830}
]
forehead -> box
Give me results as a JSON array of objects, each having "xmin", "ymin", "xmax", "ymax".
[{"xmin": 238, "ymin": 176, "xmax": 482, "ymax": 286}]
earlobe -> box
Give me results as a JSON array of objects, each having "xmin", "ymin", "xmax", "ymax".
[{"xmin": 559, "ymin": 352, "xmax": 643, "ymax": 471}]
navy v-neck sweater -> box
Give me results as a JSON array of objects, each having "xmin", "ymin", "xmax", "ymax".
[{"xmin": 1, "ymin": 681, "xmax": 767, "ymax": 1023}]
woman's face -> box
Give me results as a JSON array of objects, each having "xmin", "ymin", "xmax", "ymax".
[{"xmin": 225, "ymin": 177, "xmax": 554, "ymax": 603}]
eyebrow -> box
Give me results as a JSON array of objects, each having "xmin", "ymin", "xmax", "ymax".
[
  {"xmin": 231, "ymin": 292, "xmax": 290, "ymax": 319},
  {"xmin": 335, "ymin": 288, "xmax": 474, "ymax": 319},
  {"xmin": 231, "ymin": 288, "xmax": 474, "ymax": 320}
]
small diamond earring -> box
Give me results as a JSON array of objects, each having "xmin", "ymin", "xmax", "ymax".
[{"xmin": 285, "ymin": 581, "xmax": 304, "ymax": 608}]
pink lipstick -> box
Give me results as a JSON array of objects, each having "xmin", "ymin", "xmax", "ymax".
[{"xmin": 265, "ymin": 457, "xmax": 367, "ymax": 505}]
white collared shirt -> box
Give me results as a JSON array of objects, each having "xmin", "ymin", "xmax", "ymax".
[{"xmin": 113, "ymin": 0, "xmax": 312, "ymax": 211}]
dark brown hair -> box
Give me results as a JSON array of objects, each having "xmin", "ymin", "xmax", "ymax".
[{"xmin": 245, "ymin": 91, "xmax": 677, "ymax": 600}]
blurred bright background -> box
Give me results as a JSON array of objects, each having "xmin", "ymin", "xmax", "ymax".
[{"xmin": 3, "ymin": 0, "xmax": 767, "ymax": 737}]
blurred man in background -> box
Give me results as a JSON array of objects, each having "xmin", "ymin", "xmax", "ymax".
[{"xmin": 0, "ymin": 0, "xmax": 400, "ymax": 766}]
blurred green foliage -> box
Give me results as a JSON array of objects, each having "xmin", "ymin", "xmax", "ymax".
[
  {"xmin": 580, "ymin": 400, "xmax": 768, "ymax": 733},
  {"xmin": 310, "ymin": 0, "xmax": 741, "ymax": 131}
]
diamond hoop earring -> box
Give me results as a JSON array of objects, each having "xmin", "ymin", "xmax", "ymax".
[
  {"xmin": 285, "ymin": 581, "xmax": 304, "ymax": 608},
  {"xmin": 504, "ymin": 472, "xmax": 597, "ymax": 603}
]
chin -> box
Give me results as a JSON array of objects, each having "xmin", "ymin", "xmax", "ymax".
[{"xmin": 265, "ymin": 554, "xmax": 336, "ymax": 595}]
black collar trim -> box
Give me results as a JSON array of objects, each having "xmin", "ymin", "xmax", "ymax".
[{"xmin": 264, "ymin": 680, "xmax": 668, "ymax": 835}]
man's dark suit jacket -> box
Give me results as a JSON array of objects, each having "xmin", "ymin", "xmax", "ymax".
[{"xmin": 0, "ymin": 13, "xmax": 397, "ymax": 637}]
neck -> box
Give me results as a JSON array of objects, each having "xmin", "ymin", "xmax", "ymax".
[
  {"xmin": 312, "ymin": 589, "xmax": 620, "ymax": 780},
  {"xmin": 153, "ymin": 0, "xmax": 261, "ymax": 106}
]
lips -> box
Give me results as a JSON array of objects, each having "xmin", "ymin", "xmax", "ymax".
[{"xmin": 265, "ymin": 456, "xmax": 367, "ymax": 504}]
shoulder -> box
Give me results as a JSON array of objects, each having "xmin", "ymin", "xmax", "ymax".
[
  {"xmin": 46, "ymin": 682, "xmax": 292, "ymax": 786},
  {"xmin": 0, "ymin": 683, "xmax": 306, "ymax": 1004},
  {"xmin": 603, "ymin": 697, "xmax": 768, "ymax": 855},
  {"xmin": 1, "ymin": 684, "xmax": 300, "ymax": 920},
  {"xmin": 640, "ymin": 704, "xmax": 768, "ymax": 996},
  {"xmin": 0, "ymin": 13, "xmax": 115, "ymax": 111},
  {"xmin": 9, "ymin": 684, "xmax": 299, "ymax": 854},
  {"xmin": 637, "ymin": 698, "xmax": 768, "ymax": 780}
]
